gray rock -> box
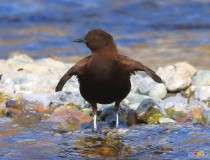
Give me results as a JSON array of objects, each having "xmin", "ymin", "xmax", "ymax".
[
  {"xmin": 160, "ymin": 93, "xmax": 188, "ymax": 113},
  {"xmin": 157, "ymin": 65, "xmax": 191, "ymax": 92},
  {"xmin": 192, "ymin": 70, "xmax": 210, "ymax": 86},
  {"xmin": 137, "ymin": 76, "xmax": 167, "ymax": 99},
  {"xmin": 131, "ymin": 73, "xmax": 167, "ymax": 100},
  {"xmin": 202, "ymin": 109, "xmax": 210, "ymax": 125},
  {"xmin": 136, "ymin": 98, "xmax": 166, "ymax": 116},
  {"xmin": 52, "ymin": 91, "xmax": 85, "ymax": 106},
  {"xmin": 194, "ymin": 86, "xmax": 210, "ymax": 101},
  {"xmin": 125, "ymin": 92, "xmax": 150, "ymax": 104}
]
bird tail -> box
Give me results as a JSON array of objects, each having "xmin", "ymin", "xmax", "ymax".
[{"xmin": 143, "ymin": 66, "xmax": 163, "ymax": 83}]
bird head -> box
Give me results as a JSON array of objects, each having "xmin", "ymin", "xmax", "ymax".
[{"xmin": 73, "ymin": 29, "xmax": 116, "ymax": 52}]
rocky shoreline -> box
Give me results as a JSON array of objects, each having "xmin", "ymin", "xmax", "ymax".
[{"xmin": 0, "ymin": 53, "xmax": 210, "ymax": 132}]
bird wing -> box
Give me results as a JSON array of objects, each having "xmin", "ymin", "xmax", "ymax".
[
  {"xmin": 55, "ymin": 56, "xmax": 90, "ymax": 92},
  {"xmin": 119, "ymin": 55, "xmax": 162, "ymax": 83}
]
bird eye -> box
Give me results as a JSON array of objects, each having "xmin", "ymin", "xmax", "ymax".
[{"xmin": 95, "ymin": 36, "xmax": 99, "ymax": 39}]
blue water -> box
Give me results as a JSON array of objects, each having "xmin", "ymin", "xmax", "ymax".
[{"xmin": 0, "ymin": 0, "xmax": 210, "ymax": 69}]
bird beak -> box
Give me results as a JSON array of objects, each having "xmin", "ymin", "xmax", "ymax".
[{"xmin": 73, "ymin": 38, "xmax": 86, "ymax": 43}]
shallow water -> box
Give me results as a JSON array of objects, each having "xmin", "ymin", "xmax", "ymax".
[
  {"xmin": 0, "ymin": 117, "xmax": 210, "ymax": 159},
  {"xmin": 0, "ymin": 0, "xmax": 210, "ymax": 69}
]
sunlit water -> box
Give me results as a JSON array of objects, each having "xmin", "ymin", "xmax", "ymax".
[
  {"xmin": 0, "ymin": 0, "xmax": 210, "ymax": 69},
  {"xmin": 0, "ymin": 117, "xmax": 210, "ymax": 159}
]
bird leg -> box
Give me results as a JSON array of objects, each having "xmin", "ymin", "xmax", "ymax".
[
  {"xmin": 91, "ymin": 103, "xmax": 97, "ymax": 131},
  {"xmin": 115, "ymin": 100, "xmax": 121, "ymax": 129}
]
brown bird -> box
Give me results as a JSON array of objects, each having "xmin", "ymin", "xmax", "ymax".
[{"xmin": 55, "ymin": 29, "xmax": 162, "ymax": 131}]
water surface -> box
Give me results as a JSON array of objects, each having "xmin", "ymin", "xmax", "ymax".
[{"xmin": 0, "ymin": 0, "xmax": 210, "ymax": 69}]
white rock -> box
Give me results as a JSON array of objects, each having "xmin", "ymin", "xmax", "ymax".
[
  {"xmin": 149, "ymin": 83, "xmax": 167, "ymax": 100},
  {"xmin": 175, "ymin": 62, "xmax": 196, "ymax": 76},
  {"xmin": 194, "ymin": 86, "xmax": 210, "ymax": 101},
  {"xmin": 0, "ymin": 60, "xmax": 9, "ymax": 74},
  {"xmin": 157, "ymin": 65, "xmax": 191, "ymax": 92}
]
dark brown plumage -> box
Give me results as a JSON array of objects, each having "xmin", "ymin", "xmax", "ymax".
[{"xmin": 55, "ymin": 29, "xmax": 162, "ymax": 131}]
